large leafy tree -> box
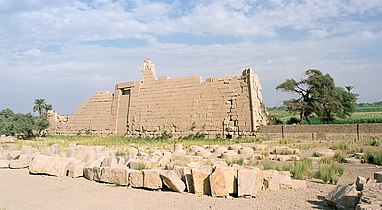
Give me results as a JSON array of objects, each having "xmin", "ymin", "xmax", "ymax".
[
  {"xmin": 0, "ymin": 109, "xmax": 35, "ymax": 138},
  {"xmin": 276, "ymin": 69, "xmax": 358, "ymax": 124}
]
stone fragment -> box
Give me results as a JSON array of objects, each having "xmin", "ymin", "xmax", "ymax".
[
  {"xmin": 279, "ymin": 171, "xmax": 292, "ymax": 189},
  {"xmin": 358, "ymin": 182, "xmax": 382, "ymax": 209},
  {"xmin": 100, "ymin": 167, "xmax": 129, "ymax": 186},
  {"xmin": 66, "ymin": 162, "xmax": 85, "ymax": 178},
  {"xmin": 129, "ymin": 170, "xmax": 144, "ymax": 188},
  {"xmin": 325, "ymin": 184, "xmax": 360, "ymax": 210},
  {"xmin": 191, "ymin": 168, "xmax": 211, "ymax": 195},
  {"xmin": 143, "ymin": 170, "xmax": 162, "ymax": 190},
  {"xmin": 210, "ymin": 168, "xmax": 229, "ymax": 197},
  {"xmin": 9, "ymin": 158, "xmax": 31, "ymax": 169},
  {"xmin": 160, "ymin": 170, "xmax": 186, "ymax": 192},
  {"xmin": 263, "ymin": 170, "xmax": 280, "ymax": 191},
  {"xmin": 0, "ymin": 159, "xmax": 9, "ymax": 168},
  {"xmin": 157, "ymin": 152, "xmax": 172, "ymax": 167},
  {"xmin": 101, "ymin": 157, "xmax": 118, "ymax": 167},
  {"xmin": 344, "ymin": 158, "xmax": 362, "ymax": 164},
  {"xmin": 374, "ymin": 172, "xmax": 382, "ymax": 183},
  {"xmin": 84, "ymin": 167, "xmax": 102, "ymax": 181},
  {"xmin": 356, "ymin": 176, "xmax": 367, "ymax": 191},
  {"xmin": 237, "ymin": 169, "xmax": 259, "ymax": 197},
  {"xmin": 29, "ymin": 155, "xmax": 73, "ymax": 177}
]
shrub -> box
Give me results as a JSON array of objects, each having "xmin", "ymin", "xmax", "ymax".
[
  {"xmin": 367, "ymin": 138, "xmax": 381, "ymax": 147},
  {"xmin": 364, "ymin": 150, "xmax": 382, "ymax": 165},
  {"xmin": 312, "ymin": 152, "xmax": 321, "ymax": 157},
  {"xmin": 317, "ymin": 162, "xmax": 344, "ymax": 184},
  {"xmin": 287, "ymin": 158, "xmax": 314, "ymax": 180},
  {"xmin": 334, "ymin": 152, "xmax": 346, "ymax": 163}
]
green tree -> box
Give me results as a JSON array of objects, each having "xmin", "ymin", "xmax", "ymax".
[
  {"xmin": 276, "ymin": 69, "xmax": 358, "ymax": 124},
  {"xmin": 32, "ymin": 98, "xmax": 53, "ymax": 136},
  {"xmin": 33, "ymin": 98, "xmax": 47, "ymax": 117},
  {"xmin": 0, "ymin": 109, "xmax": 35, "ymax": 138}
]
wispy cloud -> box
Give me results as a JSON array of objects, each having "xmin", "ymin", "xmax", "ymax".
[{"xmin": 0, "ymin": 0, "xmax": 381, "ymax": 114}]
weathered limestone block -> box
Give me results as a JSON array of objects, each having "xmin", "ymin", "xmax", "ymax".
[
  {"xmin": 210, "ymin": 168, "xmax": 229, "ymax": 197},
  {"xmin": 358, "ymin": 182, "xmax": 382, "ymax": 209},
  {"xmin": 160, "ymin": 170, "xmax": 186, "ymax": 192},
  {"xmin": 84, "ymin": 167, "xmax": 101, "ymax": 181},
  {"xmin": 128, "ymin": 160, "xmax": 156, "ymax": 170},
  {"xmin": 279, "ymin": 171, "xmax": 292, "ymax": 189},
  {"xmin": 66, "ymin": 162, "xmax": 85, "ymax": 178},
  {"xmin": 129, "ymin": 170, "xmax": 144, "ymax": 188},
  {"xmin": 374, "ymin": 171, "xmax": 382, "ymax": 183},
  {"xmin": 9, "ymin": 155, "xmax": 33, "ymax": 169},
  {"xmin": 29, "ymin": 155, "xmax": 74, "ymax": 177},
  {"xmin": 237, "ymin": 169, "xmax": 260, "ymax": 197},
  {"xmin": 157, "ymin": 152, "xmax": 172, "ymax": 167},
  {"xmin": 21, "ymin": 145, "xmax": 38, "ymax": 155},
  {"xmin": 7, "ymin": 150, "xmax": 21, "ymax": 160},
  {"xmin": 263, "ymin": 170, "xmax": 280, "ymax": 191},
  {"xmin": 100, "ymin": 167, "xmax": 129, "ymax": 186},
  {"xmin": 191, "ymin": 168, "xmax": 211, "ymax": 195},
  {"xmin": 238, "ymin": 147, "xmax": 254, "ymax": 158},
  {"xmin": 325, "ymin": 184, "xmax": 360, "ymax": 210},
  {"xmin": 0, "ymin": 159, "xmax": 9, "ymax": 168},
  {"xmin": 67, "ymin": 146, "xmax": 97, "ymax": 163},
  {"xmin": 356, "ymin": 176, "xmax": 367, "ymax": 191},
  {"xmin": 101, "ymin": 157, "xmax": 118, "ymax": 167},
  {"xmin": 143, "ymin": 170, "xmax": 162, "ymax": 190},
  {"xmin": 315, "ymin": 149, "xmax": 335, "ymax": 158},
  {"xmin": 127, "ymin": 147, "xmax": 139, "ymax": 157}
]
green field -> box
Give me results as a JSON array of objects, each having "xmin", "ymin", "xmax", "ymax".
[{"xmin": 268, "ymin": 104, "xmax": 382, "ymax": 124}]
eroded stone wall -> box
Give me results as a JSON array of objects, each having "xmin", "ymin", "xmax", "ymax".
[
  {"xmin": 48, "ymin": 91, "xmax": 114, "ymax": 135},
  {"xmin": 48, "ymin": 59, "xmax": 268, "ymax": 138}
]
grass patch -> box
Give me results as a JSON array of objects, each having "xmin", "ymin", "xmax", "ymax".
[
  {"xmin": 312, "ymin": 152, "xmax": 321, "ymax": 157},
  {"xmin": 334, "ymin": 152, "xmax": 346, "ymax": 163},
  {"xmin": 226, "ymin": 158, "xmax": 244, "ymax": 166},
  {"xmin": 261, "ymin": 158, "xmax": 314, "ymax": 180},
  {"xmin": 363, "ymin": 149, "xmax": 382, "ymax": 165},
  {"xmin": 367, "ymin": 138, "xmax": 381, "ymax": 147},
  {"xmin": 317, "ymin": 162, "xmax": 344, "ymax": 184}
]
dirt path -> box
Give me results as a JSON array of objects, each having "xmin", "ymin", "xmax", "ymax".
[{"xmin": 0, "ymin": 164, "xmax": 379, "ymax": 210}]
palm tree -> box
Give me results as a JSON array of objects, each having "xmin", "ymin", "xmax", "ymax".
[
  {"xmin": 33, "ymin": 98, "xmax": 46, "ymax": 117},
  {"xmin": 44, "ymin": 104, "xmax": 53, "ymax": 114}
]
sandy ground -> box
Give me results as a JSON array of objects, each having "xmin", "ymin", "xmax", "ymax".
[{"xmin": 1, "ymin": 164, "xmax": 380, "ymax": 210}]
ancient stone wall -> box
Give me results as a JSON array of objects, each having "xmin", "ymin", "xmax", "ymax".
[
  {"xmin": 48, "ymin": 59, "xmax": 268, "ymax": 138},
  {"xmin": 48, "ymin": 91, "xmax": 114, "ymax": 135},
  {"xmin": 257, "ymin": 124, "xmax": 382, "ymax": 140}
]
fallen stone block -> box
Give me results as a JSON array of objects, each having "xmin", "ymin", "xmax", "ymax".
[
  {"xmin": 279, "ymin": 171, "xmax": 292, "ymax": 189},
  {"xmin": 101, "ymin": 157, "xmax": 118, "ymax": 167},
  {"xmin": 66, "ymin": 162, "xmax": 85, "ymax": 178},
  {"xmin": 191, "ymin": 168, "xmax": 211, "ymax": 195},
  {"xmin": 9, "ymin": 158, "xmax": 31, "ymax": 169},
  {"xmin": 129, "ymin": 170, "xmax": 144, "ymax": 188},
  {"xmin": 344, "ymin": 158, "xmax": 362, "ymax": 164},
  {"xmin": 356, "ymin": 176, "xmax": 367, "ymax": 191},
  {"xmin": 325, "ymin": 184, "xmax": 360, "ymax": 210},
  {"xmin": 263, "ymin": 170, "xmax": 280, "ymax": 191},
  {"xmin": 157, "ymin": 152, "xmax": 172, "ymax": 167},
  {"xmin": 359, "ymin": 182, "xmax": 382, "ymax": 207},
  {"xmin": 210, "ymin": 168, "xmax": 229, "ymax": 197},
  {"xmin": 143, "ymin": 170, "xmax": 162, "ymax": 190},
  {"xmin": 100, "ymin": 167, "xmax": 129, "ymax": 186},
  {"xmin": 29, "ymin": 155, "xmax": 74, "ymax": 177},
  {"xmin": 374, "ymin": 172, "xmax": 382, "ymax": 183},
  {"xmin": 0, "ymin": 159, "xmax": 9, "ymax": 168},
  {"xmin": 237, "ymin": 169, "xmax": 259, "ymax": 197},
  {"xmin": 83, "ymin": 167, "xmax": 101, "ymax": 181},
  {"xmin": 160, "ymin": 170, "xmax": 186, "ymax": 192}
]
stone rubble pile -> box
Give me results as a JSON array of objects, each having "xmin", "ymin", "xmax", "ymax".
[
  {"xmin": 0, "ymin": 135, "xmax": 16, "ymax": 143},
  {"xmin": 325, "ymin": 172, "xmax": 382, "ymax": 210},
  {"xmin": 0, "ymin": 143, "xmax": 307, "ymax": 198}
]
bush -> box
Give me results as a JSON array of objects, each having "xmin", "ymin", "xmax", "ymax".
[
  {"xmin": 317, "ymin": 162, "xmax": 344, "ymax": 184},
  {"xmin": 312, "ymin": 152, "xmax": 321, "ymax": 157},
  {"xmin": 364, "ymin": 150, "xmax": 382, "ymax": 165},
  {"xmin": 334, "ymin": 152, "xmax": 346, "ymax": 163},
  {"xmin": 0, "ymin": 109, "xmax": 35, "ymax": 139},
  {"xmin": 367, "ymin": 138, "xmax": 381, "ymax": 147},
  {"xmin": 288, "ymin": 158, "xmax": 314, "ymax": 180}
]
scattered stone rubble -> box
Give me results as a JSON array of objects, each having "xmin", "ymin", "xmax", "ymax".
[
  {"xmin": 0, "ymin": 143, "xmax": 308, "ymax": 198},
  {"xmin": 325, "ymin": 173, "xmax": 382, "ymax": 210}
]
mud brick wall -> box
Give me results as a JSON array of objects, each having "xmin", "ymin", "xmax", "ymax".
[
  {"xmin": 257, "ymin": 124, "xmax": 382, "ymax": 140},
  {"xmin": 48, "ymin": 59, "xmax": 268, "ymax": 138}
]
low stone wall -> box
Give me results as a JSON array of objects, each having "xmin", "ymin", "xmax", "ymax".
[{"xmin": 257, "ymin": 124, "xmax": 382, "ymax": 140}]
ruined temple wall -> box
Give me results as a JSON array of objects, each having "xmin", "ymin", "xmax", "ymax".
[
  {"xmin": 47, "ymin": 91, "xmax": 114, "ymax": 135},
  {"xmin": 119, "ymin": 70, "xmax": 266, "ymax": 138}
]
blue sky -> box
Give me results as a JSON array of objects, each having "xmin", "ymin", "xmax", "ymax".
[{"xmin": 0, "ymin": 0, "xmax": 381, "ymax": 115}]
